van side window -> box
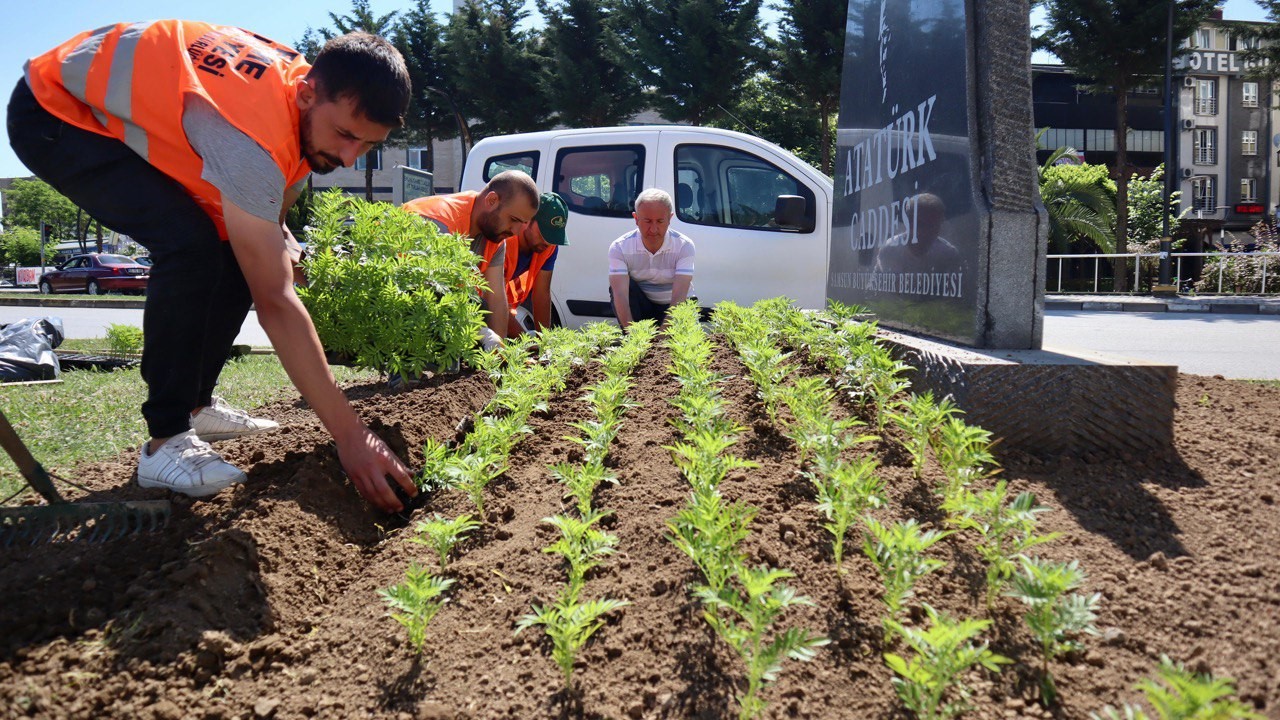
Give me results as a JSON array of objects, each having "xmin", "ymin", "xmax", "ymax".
[
  {"xmin": 675, "ymin": 144, "xmax": 816, "ymax": 232},
  {"xmin": 553, "ymin": 145, "xmax": 645, "ymax": 217},
  {"xmin": 483, "ymin": 152, "xmax": 540, "ymax": 182}
]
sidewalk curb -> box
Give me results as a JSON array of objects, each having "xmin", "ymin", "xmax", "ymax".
[{"xmin": 0, "ymin": 296, "xmax": 146, "ymax": 309}]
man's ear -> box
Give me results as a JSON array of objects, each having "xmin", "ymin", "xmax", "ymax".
[
  {"xmin": 296, "ymin": 77, "xmax": 317, "ymax": 111},
  {"xmin": 485, "ymin": 191, "xmax": 502, "ymax": 209}
]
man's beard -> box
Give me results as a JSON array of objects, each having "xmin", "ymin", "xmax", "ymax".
[
  {"xmin": 299, "ymin": 111, "xmax": 342, "ymax": 175},
  {"xmin": 476, "ymin": 207, "xmax": 509, "ymax": 242}
]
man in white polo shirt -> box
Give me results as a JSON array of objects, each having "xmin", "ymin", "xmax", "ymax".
[{"xmin": 607, "ymin": 188, "xmax": 695, "ymax": 329}]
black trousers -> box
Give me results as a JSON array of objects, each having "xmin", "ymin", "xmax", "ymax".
[
  {"xmin": 610, "ymin": 276, "xmax": 670, "ymax": 325},
  {"xmin": 7, "ymin": 80, "xmax": 254, "ymax": 438}
]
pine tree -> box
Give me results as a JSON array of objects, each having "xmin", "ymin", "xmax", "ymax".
[
  {"xmin": 613, "ymin": 0, "xmax": 766, "ymax": 124},
  {"xmin": 444, "ymin": 0, "xmax": 553, "ymax": 140},
  {"xmin": 393, "ymin": 1, "xmax": 456, "ymax": 172},
  {"xmin": 1038, "ymin": 0, "xmax": 1216, "ymax": 291},
  {"xmin": 1238, "ymin": 2, "xmax": 1280, "ymax": 84},
  {"xmin": 537, "ymin": 0, "xmax": 644, "ymax": 127},
  {"xmin": 771, "ymin": 0, "xmax": 845, "ymax": 175}
]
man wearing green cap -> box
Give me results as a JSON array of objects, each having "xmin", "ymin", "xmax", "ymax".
[{"xmin": 505, "ymin": 191, "xmax": 569, "ymax": 336}]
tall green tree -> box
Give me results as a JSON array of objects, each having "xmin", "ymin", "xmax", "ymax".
[
  {"xmin": 1038, "ymin": 0, "xmax": 1216, "ymax": 291},
  {"xmin": 770, "ymin": 0, "xmax": 845, "ymax": 175},
  {"xmin": 393, "ymin": 1, "xmax": 456, "ymax": 173},
  {"xmin": 614, "ymin": 0, "xmax": 766, "ymax": 124},
  {"xmin": 304, "ymin": 0, "xmax": 401, "ymax": 200},
  {"xmin": 711, "ymin": 74, "xmax": 823, "ymax": 168},
  {"xmin": 0, "ymin": 227, "xmax": 43, "ymax": 266},
  {"xmin": 1237, "ymin": 2, "xmax": 1280, "ymax": 83},
  {"xmin": 2, "ymin": 179, "xmax": 79, "ymax": 241},
  {"xmin": 537, "ymin": 0, "xmax": 643, "ymax": 127},
  {"xmin": 444, "ymin": 0, "xmax": 553, "ymax": 141}
]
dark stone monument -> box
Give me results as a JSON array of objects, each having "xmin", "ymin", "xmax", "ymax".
[
  {"xmin": 829, "ymin": 0, "xmax": 1044, "ymax": 348},
  {"xmin": 828, "ymin": 0, "xmax": 1176, "ymax": 455}
]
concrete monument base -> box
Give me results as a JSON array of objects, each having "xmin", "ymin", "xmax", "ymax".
[{"xmin": 877, "ymin": 329, "xmax": 1177, "ymax": 457}]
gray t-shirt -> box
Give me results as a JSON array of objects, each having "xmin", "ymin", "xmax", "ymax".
[{"xmin": 182, "ymin": 94, "xmax": 307, "ymax": 223}]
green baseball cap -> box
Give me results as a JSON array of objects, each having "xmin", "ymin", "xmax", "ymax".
[{"xmin": 535, "ymin": 192, "xmax": 569, "ymax": 246}]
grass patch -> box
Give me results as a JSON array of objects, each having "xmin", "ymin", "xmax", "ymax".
[
  {"xmin": 0, "ymin": 354, "xmax": 378, "ymax": 499},
  {"xmin": 1247, "ymin": 379, "xmax": 1280, "ymax": 389},
  {"xmin": 0, "ymin": 291, "xmax": 144, "ymax": 302}
]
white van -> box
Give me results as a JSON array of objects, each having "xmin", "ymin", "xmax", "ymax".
[{"xmin": 460, "ymin": 126, "xmax": 833, "ymax": 328}]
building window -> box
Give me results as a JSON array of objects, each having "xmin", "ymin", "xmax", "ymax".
[
  {"xmin": 1086, "ymin": 129, "xmax": 1115, "ymax": 152},
  {"xmin": 1243, "ymin": 82, "xmax": 1259, "ymax": 108},
  {"xmin": 1231, "ymin": 33, "xmax": 1260, "ymax": 51},
  {"xmin": 1127, "ymin": 129, "xmax": 1165, "ymax": 153},
  {"xmin": 354, "ymin": 150, "xmax": 382, "ymax": 171},
  {"xmin": 1039, "ymin": 127, "xmax": 1084, "ymax": 150},
  {"xmin": 1191, "ymin": 176, "xmax": 1217, "ymax": 214},
  {"xmin": 1193, "ymin": 128, "xmax": 1216, "ymax": 164},
  {"xmin": 1195, "ymin": 79, "xmax": 1217, "ymax": 115},
  {"xmin": 407, "ymin": 147, "xmax": 429, "ymax": 170},
  {"xmin": 1193, "ymin": 28, "xmax": 1214, "ymax": 49},
  {"xmin": 1242, "ymin": 130, "xmax": 1258, "ymax": 155},
  {"xmin": 1241, "ymin": 178, "xmax": 1257, "ymax": 202}
]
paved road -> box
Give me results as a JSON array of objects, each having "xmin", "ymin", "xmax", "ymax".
[
  {"xmin": 3, "ymin": 304, "xmax": 1277, "ymax": 380},
  {"xmin": 1043, "ymin": 309, "xmax": 1280, "ymax": 380},
  {"xmin": 0, "ymin": 305, "xmax": 271, "ymax": 347}
]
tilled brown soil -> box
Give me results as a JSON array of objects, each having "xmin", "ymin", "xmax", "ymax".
[{"xmin": 0, "ymin": 341, "xmax": 1277, "ymax": 720}]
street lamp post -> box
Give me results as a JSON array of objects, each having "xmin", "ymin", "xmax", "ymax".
[{"xmin": 1156, "ymin": 0, "xmax": 1177, "ymax": 295}]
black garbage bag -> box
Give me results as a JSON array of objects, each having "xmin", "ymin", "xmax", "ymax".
[{"xmin": 0, "ymin": 317, "xmax": 64, "ymax": 382}]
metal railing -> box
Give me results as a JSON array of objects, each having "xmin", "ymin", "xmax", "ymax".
[
  {"xmin": 1195, "ymin": 97, "xmax": 1218, "ymax": 115},
  {"xmin": 1192, "ymin": 146, "xmax": 1216, "ymax": 164},
  {"xmin": 1046, "ymin": 251, "xmax": 1280, "ymax": 294}
]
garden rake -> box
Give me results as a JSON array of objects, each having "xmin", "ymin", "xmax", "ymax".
[{"xmin": 0, "ymin": 406, "xmax": 170, "ymax": 547}]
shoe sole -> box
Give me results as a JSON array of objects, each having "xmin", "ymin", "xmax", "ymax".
[
  {"xmin": 195, "ymin": 424, "xmax": 281, "ymax": 443},
  {"xmin": 137, "ymin": 472, "xmax": 247, "ymax": 498}
]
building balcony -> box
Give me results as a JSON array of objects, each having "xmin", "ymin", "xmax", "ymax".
[{"xmin": 1194, "ymin": 98, "xmax": 1218, "ymax": 115}]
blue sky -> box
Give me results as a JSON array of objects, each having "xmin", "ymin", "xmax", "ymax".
[{"xmin": 0, "ymin": 0, "xmax": 1270, "ymax": 178}]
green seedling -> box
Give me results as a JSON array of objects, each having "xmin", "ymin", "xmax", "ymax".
[
  {"xmin": 933, "ymin": 417, "xmax": 999, "ymax": 500},
  {"xmin": 695, "ymin": 565, "xmax": 829, "ymax": 720},
  {"xmin": 567, "ymin": 418, "xmax": 621, "ymax": 468},
  {"xmin": 378, "ymin": 563, "xmax": 455, "ymax": 654},
  {"xmin": 516, "ymin": 592, "xmax": 630, "ymax": 690},
  {"xmin": 737, "ymin": 339, "xmax": 793, "ymax": 424},
  {"xmin": 667, "ymin": 428, "xmax": 759, "ymax": 493},
  {"xmin": 669, "ymin": 490, "xmax": 757, "ymax": 593},
  {"xmin": 448, "ymin": 450, "xmax": 507, "ymax": 518},
  {"xmin": 552, "ymin": 461, "xmax": 616, "ymax": 517},
  {"xmin": 1091, "ymin": 654, "xmax": 1264, "ymax": 720},
  {"xmin": 889, "ymin": 392, "xmax": 959, "ymax": 478},
  {"xmin": 410, "ymin": 514, "xmax": 481, "ymax": 570},
  {"xmin": 1007, "ymin": 556, "xmax": 1101, "ymax": 705},
  {"xmin": 543, "ymin": 509, "xmax": 618, "ymax": 594},
  {"xmin": 943, "ymin": 482, "xmax": 1060, "ymax": 606},
  {"xmin": 806, "ymin": 456, "xmax": 885, "ymax": 571},
  {"xmin": 884, "ymin": 604, "xmax": 1011, "ymax": 720},
  {"xmin": 863, "ymin": 517, "xmax": 953, "ymax": 626}
]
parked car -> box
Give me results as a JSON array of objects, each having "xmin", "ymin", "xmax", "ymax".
[
  {"xmin": 38, "ymin": 253, "xmax": 149, "ymax": 295},
  {"xmin": 134, "ymin": 256, "xmax": 153, "ymax": 267}
]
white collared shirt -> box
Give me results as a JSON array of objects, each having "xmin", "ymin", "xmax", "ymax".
[{"xmin": 607, "ymin": 228, "xmax": 695, "ymax": 303}]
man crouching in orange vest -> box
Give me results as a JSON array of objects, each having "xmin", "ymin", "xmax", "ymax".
[
  {"xmin": 402, "ymin": 170, "xmax": 539, "ymax": 346},
  {"xmin": 7, "ymin": 22, "xmax": 416, "ymax": 512},
  {"xmin": 505, "ymin": 192, "xmax": 569, "ymax": 337}
]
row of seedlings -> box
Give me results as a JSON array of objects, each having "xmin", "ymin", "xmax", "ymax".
[
  {"xmin": 517, "ymin": 320, "xmax": 659, "ymax": 693},
  {"xmin": 733, "ymin": 299, "xmax": 1263, "ymax": 718},
  {"xmin": 725, "ymin": 299, "xmax": 1011, "ymax": 719},
  {"xmin": 662, "ymin": 301, "xmax": 828, "ymax": 720},
  {"xmin": 379, "ymin": 325, "xmax": 616, "ymax": 653}
]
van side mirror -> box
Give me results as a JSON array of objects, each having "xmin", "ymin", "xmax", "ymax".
[{"xmin": 775, "ymin": 195, "xmax": 810, "ymax": 231}]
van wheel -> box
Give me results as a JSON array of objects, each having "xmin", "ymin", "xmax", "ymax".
[
  {"xmin": 88, "ymin": 280, "xmax": 102, "ymax": 295},
  {"xmin": 39, "ymin": 280, "xmax": 53, "ymax": 295}
]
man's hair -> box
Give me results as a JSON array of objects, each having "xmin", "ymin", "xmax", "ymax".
[
  {"xmin": 308, "ymin": 32, "xmax": 410, "ymax": 127},
  {"xmin": 635, "ymin": 188, "xmax": 673, "ymax": 213},
  {"xmin": 485, "ymin": 170, "xmax": 539, "ymax": 209}
]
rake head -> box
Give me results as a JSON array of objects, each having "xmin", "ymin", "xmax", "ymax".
[{"xmin": 0, "ymin": 500, "xmax": 171, "ymax": 548}]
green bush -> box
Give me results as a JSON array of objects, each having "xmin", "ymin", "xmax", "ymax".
[
  {"xmin": 298, "ymin": 191, "xmax": 486, "ymax": 377},
  {"xmin": 105, "ymin": 323, "xmax": 144, "ymax": 355}
]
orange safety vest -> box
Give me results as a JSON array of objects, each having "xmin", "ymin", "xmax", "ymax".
[
  {"xmin": 24, "ymin": 20, "xmax": 311, "ymax": 240},
  {"xmin": 505, "ymin": 244, "xmax": 556, "ymax": 307},
  {"xmin": 402, "ymin": 192, "xmax": 517, "ymax": 276}
]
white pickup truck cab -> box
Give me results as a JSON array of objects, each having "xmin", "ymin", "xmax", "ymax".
[{"xmin": 460, "ymin": 126, "xmax": 833, "ymax": 328}]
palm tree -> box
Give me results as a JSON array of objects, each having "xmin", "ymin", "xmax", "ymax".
[{"xmin": 1038, "ymin": 145, "xmax": 1116, "ymax": 255}]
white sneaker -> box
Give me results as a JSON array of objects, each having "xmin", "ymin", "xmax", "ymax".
[
  {"xmin": 137, "ymin": 430, "xmax": 247, "ymax": 497},
  {"xmin": 190, "ymin": 396, "xmax": 280, "ymax": 442}
]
